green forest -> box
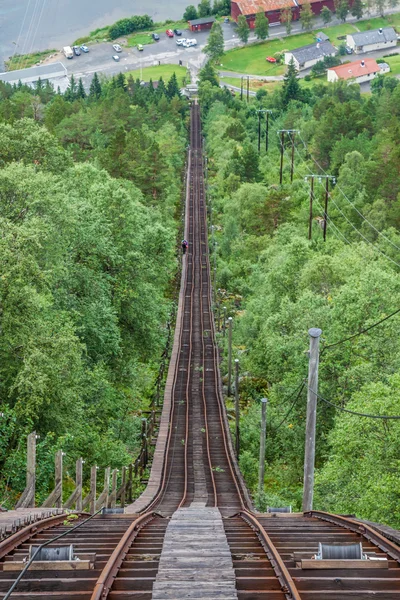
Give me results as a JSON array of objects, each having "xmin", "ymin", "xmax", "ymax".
[
  {"xmin": 199, "ymin": 64, "xmax": 400, "ymax": 526},
  {"xmin": 0, "ymin": 73, "xmax": 188, "ymax": 505}
]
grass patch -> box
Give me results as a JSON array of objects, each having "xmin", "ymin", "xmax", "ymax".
[
  {"xmin": 126, "ymin": 64, "xmax": 188, "ymax": 85},
  {"xmin": 322, "ymin": 23, "xmax": 358, "ymax": 43},
  {"xmin": 153, "ymin": 19, "xmax": 187, "ymax": 34},
  {"xmin": 356, "ymin": 13, "xmax": 400, "ymax": 32},
  {"xmin": 5, "ymin": 49, "xmax": 57, "ymax": 71},
  {"xmin": 126, "ymin": 33, "xmax": 155, "ymax": 47},
  {"xmin": 384, "ymin": 53, "xmax": 400, "ymax": 75}
]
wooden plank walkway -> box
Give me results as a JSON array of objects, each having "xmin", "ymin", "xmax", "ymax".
[{"xmin": 152, "ymin": 506, "xmax": 238, "ymax": 600}]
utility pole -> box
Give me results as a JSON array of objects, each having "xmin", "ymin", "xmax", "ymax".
[
  {"xmin": 258, "ymin": 398, "xmax": 268, "ymax": 497},
  {"xmin": 240, "ymin": 76, "xmax": 244, "ymax": 101},
  {"xmin": 227, "ymin": 317, "xmax": 233, "ymax": 396},
  {"xmin": 265, "ymin": 110, "xmax": 273, "ymax": 152},
  {"xmin": 304, "ymin": 175, "xmax": 335, "ymax": 241},
  {"xmin": 302, "ymin": 328, "xmax": 322, "ymax": 512},
  {"xmin": 234, "ymin": 359, "xmax": 240, "ymax": 457},
  {"xmin": 278, "ymin": 130, "xmax": 299, "ymax": 185},
  {"xmin": 256, "ymin": 109, "xmax": 268, "ymax": 153}
]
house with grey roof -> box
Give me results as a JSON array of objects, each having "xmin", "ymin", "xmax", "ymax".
[
  {"xmin": 284, "ymin": 41, "xmax": 337, "ymax": 71},
  {"xmin": 346, "ymin": 27, "xmax": 397, "ymax": 54}
]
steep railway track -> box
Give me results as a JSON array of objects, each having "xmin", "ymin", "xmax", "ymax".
[{"xmin": 1, "ymin": 104, "xmax": 400, "ymax": 600}]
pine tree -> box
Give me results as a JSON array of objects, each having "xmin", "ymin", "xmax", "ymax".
[
  {"xmin": 280, "ymin": 7, "xmax": 293, "ymax": 34},
  {"xmin": 76, "ymin": 78, "xmax": 86, "ymax": 99},
  {"xmin": 166, "ymin": 73, "xmax": 181, "ymax": 98},
  {"xmin": 204, "ymin": 21, "xmax": 225, "ymax": 62},
  {"xmin": 65, "ymin": 74, "xmax": 77, "ymax": 101},
  {"xmin": 115, "ymin": 72, "xmax": 127, "ymax": 90},
  {"xmin": 254, "ymin": 11, "xmax": 269, "ymax": 40},
  {"xmin": 351, "ymin": 0, "xmax": 363, "ymax": 18},
  {"xmin": 282, "ymin": 58, "xmax": 301, "ymax": 107},
  {"xmin": 321, "ymin": 6, "xmax": 332, "ymax": 23},
  {"xmin": 300, "ymin": 2, "xmax": 314, "ymax": 30},
  {"xmin": 89, "ymin": 73, "xmax": 102, "ymax": 99},
  {"xmin": 156, "ymin": 77, "xmax": 167, "ymax": 98},
  {"xmin": 237, "ymin": 15, "xmax": 250, "ymax": 43},
  {"xmin": 199, "ymin": 61, "xmax": 220, "ymax": 86}
]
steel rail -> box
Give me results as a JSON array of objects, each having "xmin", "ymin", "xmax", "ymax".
[
  {"xmin": 196, "ymin": 111, "xmax": 218, "ymax": 508},
  {"xmin": 90, "ymin": 511, "xmax": 156, "ymax": 600},
  {"xmin": 0, "ymin": 512, "xmax": 72, "ymax": 560},
  {"xmin": 305, "ymin": 510, "xmax": 400, "ymax": 563},
  {"xmin": 240, "ymin": 510, "xmax": 302, "ymax": 600}
]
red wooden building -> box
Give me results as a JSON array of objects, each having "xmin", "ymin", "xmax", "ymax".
[
  {"xmin": 231, "ymin": 0, "xmax": 335, "ymax": 25},
  {"xmin": 188, "ymin": 16, "xmax": 216, "ymax": 31}
]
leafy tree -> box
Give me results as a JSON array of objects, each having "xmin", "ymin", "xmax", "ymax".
[
  {"xmin": 254, "ymin": 11, "xmax": 269, "ymax": 40},
  {"xmin": 89, "ymin": 73, "xmax": 102, "ymax": 99},
  {"xmin": 375, "ymin": 0, "xmax": 386, "ymax": 15},
  {"xmin": 199, "ymin": 60, "xmax": 220, "ymax": 86},
  {"xmin": 335, "ymin": 0, "xmax": 350, "ymax": 21},
  {"xmin": 280, "ymin": 7, "xmax": 293, "ymax": 34},
  {"xmin": 198, "ymin": 0, "xmax": 212, "ymax": 16},
  {"xmin": 237, "ymin": 14, "xmax": 250, "ymax": 43},
  {"xmin": 282, "ymin": 58, "xmax": 301, "ymax": 106},
  {"xmin": 320, "ymin": 6, "xmax": 332, "ymax": 23},
  {"xmin": 183, "ymin": 4, "xmax": 198, "ymax": 19},
  {"xmin": 204, "ymin": 21, "xmax": 225, "ymax": 62},
  {"xmin": 338, "ymin": 42, "xmax": 347, "ymax": 55},
  {"xmin": 351, "ymin": 0, "xmax": 363, "ymax": 18},
  {"xmin": 300, "ymin": 2, "xmax": 314, "ymax": 30}
]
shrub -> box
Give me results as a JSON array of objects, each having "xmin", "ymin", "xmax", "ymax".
[{"xmin": 109, "ymin": 15, "xmax": 154, "ymax": 40}]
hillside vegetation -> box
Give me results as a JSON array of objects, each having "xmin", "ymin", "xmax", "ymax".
[
  {"xmin": 200, "ymin": 65, "xmax": 400, "ymax": 526},
  {"xmin": 0, "ymin": 73, "xmax": 188, "ymax": 506}
]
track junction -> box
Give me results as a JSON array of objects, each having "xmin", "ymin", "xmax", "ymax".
[{"xmin": 1, "ymin": 104, "xmax": 400, "ymax": 600}]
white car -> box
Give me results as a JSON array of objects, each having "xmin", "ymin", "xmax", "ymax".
[
  {"xmin": 112, "ymin": 44, "xmax": 122, "ymax": 52},
  {"xmin": 189, "ymin": 38, "xmax": 197, "ymax": 46},
  {"xmin": 176, "ymin": 38, "xmax": 186, "ymax": 46},
  {"xmin": 182, "ymin": 40, "xmax": 191, "ymax": 48},
  {"xmin": 112, "ymin": 55, "xmax": 120, "ymax": 62}
]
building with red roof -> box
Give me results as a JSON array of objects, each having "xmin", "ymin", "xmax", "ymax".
[
  {"xmin": 327, "ymin": 58, "xmax": 385, "ymax": 84},
  {"xmin": 231, "ymin": 0, "xmax": 335, "ymax": 25}
]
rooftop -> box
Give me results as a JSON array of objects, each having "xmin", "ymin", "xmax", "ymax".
[
  {"xmin": 232, "ymin": 0, "xmax": 297, "ymax": 15},
  {"xmin": 328, "ymin": 58, "xmax": 380, "ymax": 80},
  {"xmin": 187, "ymin": 16, "xmax": 216, "ymax": 25},
  {"xmin": 288, "ymin": 41, "xmax": 336, "ymax": 63},
  {"xmin": 348, "ymin": 27, "xmax": 397, "ymax": 46},
  {"xmin": 316, "ymin": 31, "xmax": 330, "ymax": 42},
  {"xmin": 0, "ymin": 62, "xmax": 66, "ymax": 83}
]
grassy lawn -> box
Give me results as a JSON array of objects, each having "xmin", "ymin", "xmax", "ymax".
[
  {"xmin": 153, "ymin": 19, "xmax": 187, "ymax": 34},
  {"xmin": 323, "ymin": 23, "xmax": 358, "ymax": 43},
  {"xmin": 5, "ymin": 49, "xmax": 57, "ymax": 71},
  {"xmin": 126, "ymin": 32, "xmax": 155, "ymax": 47},
  {"xmin": 356, "ymin": 13, "xmax": 400, "ymax": 31},
  {"xmin": 126, "ymin": 64, "xmax": 188, "ymax": 84},
  {"xmin": 384, "ymin": 53, "xmax": 400, "ymax": 75}
]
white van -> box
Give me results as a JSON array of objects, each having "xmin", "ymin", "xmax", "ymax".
[{"xmin": 63, "ymin": 46, "xmax": 73, "ymax": 59}]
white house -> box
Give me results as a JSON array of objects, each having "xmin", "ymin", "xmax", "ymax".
[
  {"xmin": 327, "ymin": 58, "xmax": 382, "ymax": 84},
  {"xmin": 285, "ymin": 41, "xmax": 336, "ymax": 71},
  {"xmin": 346, "ymin": 27, "xmax": 397, "ymax": 54}
]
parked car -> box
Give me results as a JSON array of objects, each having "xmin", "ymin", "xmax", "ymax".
[
  {"xmin": 182, "ymin": 40, "xmax": 191, "ymax": 47},
  {"xmin": 166, "ymin": 29, "xmax": 174, "ymax": 37},
  {"xmin": 174, "ymin": 28, "xmax": 182, "ymax": 36},
  {"xmin": 152, "ymin": 32, "xmax": 160, "ymax": 41},
  {"xmin": 80, "ymin": 44, "xmax": 89, "ymax": 53},
  {"xmin": 345, "ymin": 46, "xmax": 353, "ymax": 54},
  {"xmin": 112, "ymin": 44, "xmax": 122, "ymax": 52},
  {"xmin": 176, "ymin": 38, "xmax": 186, "ymax": 46},
  {"xmin": 73, "ymin": 45, "xmax": 81, "ymax": 56},
  {"xmin": 137, "ymin": 44, "xmax": 144, "ymax": 51},
  {"xmin": 112, "ymin": 55, "xmax": 120, "ymax": 61},
  {"xmin": 224, "ymin": 17, "xmax": 230, "ymax": 23},
  {"xmin": 188, "ymin": 38, "xmax": 197, "ymax": 46},
  {"xmin": 266, "ymin": 56, "xmax": 276, "ymax": 63}
]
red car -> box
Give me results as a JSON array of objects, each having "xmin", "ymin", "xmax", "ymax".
[
  {"xmin": 166, "ymin": 29, "xmax": 174, "ymax": 37},
  {"xmin": 266, "ymin": 56, "xmax": 277, "ymax": 63}
]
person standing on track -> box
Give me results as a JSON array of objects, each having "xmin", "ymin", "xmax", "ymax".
[{"xmin": 181, "ymin": 239, "xmax": 188, "ymax": 255}]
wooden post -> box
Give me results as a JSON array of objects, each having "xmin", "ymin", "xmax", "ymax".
[
  {"xmin": 290, "ymin": 131, "xmax": 296, "ymax": 183},
  {"xmin": 75, "ymin": 458, "xmax": 83, "ymax": 512},
  {"xmin": 55, "ymin": 450, "xmax": 63, "ymax": 508},
  {"xmin": 15, "ymin": 432, "xmax": 37, "ymax": 509},
  {"xmin": 90, "ymin": 466, "xmax": 97, "ymax": 514},
  {"xmin": 222, "ymin": 307, "xmax": 227, "ymax": 337},
  {"xmin": 323, "ymin": 178, "xmax": 329, "ymax": 242},
  {"xmin": 280, "ymin": 131, "xmax": 285, "ymax": 185},
  {"xmin": 258, "ymin": 398, "xmax": 268, "ymax": 497},
  {"xmin": 308, "ymin": 176, "xmax": 314, "ymax": 240},
  {"xmin": 266, "ymin": 112, "xmax": 270, "ymax": 153},
  {"xmin": 246, "ymin": 76, "xmax": 250, "ymax": 102},
  {"xmin": 234, "ymin": 359, "xmax": 240, "ymax": 458},
  {"xmin": 108, "ymin": 469, "xmax": 118, "ymax": 508},
  {"xmin": 302, "ymin": 327, "xmax": 322, "ymax": 512},
  {"xmin": 119, "ymin": 466, "xmax": 126, "ymax": 508},
  {"xmin": 227, "ymin": 317, "xmax": 233, "ymax": 396},
  {"xmin": 127, "ymin": 464, "xmax": 133, "ymax": 503}
]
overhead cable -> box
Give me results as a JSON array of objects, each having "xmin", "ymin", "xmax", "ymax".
[{"xmin": 310, "ymin": 386, "xmax": 400, "ymax": 420}]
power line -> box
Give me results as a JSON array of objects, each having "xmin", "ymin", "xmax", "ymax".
[
  {"xmin": 310, "ymin": 386, "xmax": 400, "ymax": 420},
  {"xmin": 295, "ymin": 132, "xmax": 400, "ymax": 255},
  {"xmin": 269, "ymin": 381, "xmax": 306, "ymax": 431},
  {"xmin": 321, "ymin": 306, "xmax": 400, "ymax": 353}
]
